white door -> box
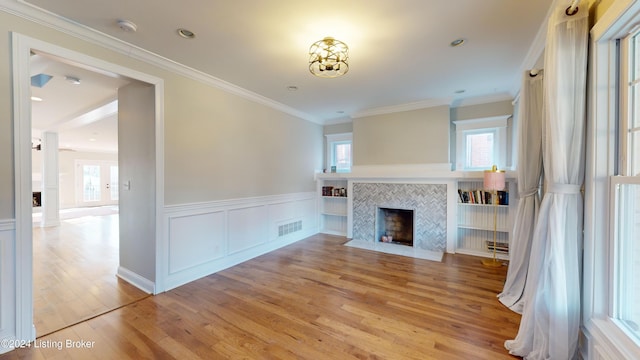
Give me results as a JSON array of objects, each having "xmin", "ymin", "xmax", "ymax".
[{"xmin": 76, "ymin": 160, "xmax": 119, "ymax": 207}]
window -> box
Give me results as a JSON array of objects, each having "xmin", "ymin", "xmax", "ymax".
[
  {"xmin": 611, "ymin": 29, "xmax": 640, "ymax": 344},
  {"xmin": 610, "ymin": 179, "xmax": 640, "ymax": 343},
  {"xmin": 454, "ymin": 116, "xmax": 508, "ymax": 171},
  {"xmin": 587, "ymin": 2, "xmax": 640, "ymax": 357},
  {"xmin": 325, "ymin": 133, "xmax": 352, "ymax": 173}
]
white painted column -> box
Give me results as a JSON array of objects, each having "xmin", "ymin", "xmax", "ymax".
[{"xmin": 41, "ymin": 132, "xmax": 60, "ymax": 227}]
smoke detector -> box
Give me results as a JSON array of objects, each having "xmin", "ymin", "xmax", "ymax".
[{"xmin": 117, "ymin": 19, "xmax": 137, "ymax": 33}]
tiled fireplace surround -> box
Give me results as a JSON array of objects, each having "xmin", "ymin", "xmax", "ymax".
[{"xmin": 352, "ymin": 182, "xmax": 448, "ymax": 252}]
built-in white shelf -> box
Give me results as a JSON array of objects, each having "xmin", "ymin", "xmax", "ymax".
[
  {"xmin": 316, "ymin": 175, "xmax": 348, "ymax": 236},
  {"xmin": 456, "ymin": 180, "xmax": 516, "ymax": 260}
]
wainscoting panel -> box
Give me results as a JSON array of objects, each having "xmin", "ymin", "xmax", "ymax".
[
  {"xmin": 162, "ymin": 192, "xmax": 317, "ymax": 291},
  {"xmin": 228, "ymin": 205, "xmax": 269, "ymax": 254},
  {"xmin": 168, "ymin": 211, "xmax": 226, "ymax": 274},
  {"xmin": 0, "ymin": 220, "xmax": 16, "ymax": 354}
]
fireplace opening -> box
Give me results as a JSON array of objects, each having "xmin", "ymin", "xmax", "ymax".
[{"xmin": 376, "ymin": 207, "xmax": 414, "ymax": 246}]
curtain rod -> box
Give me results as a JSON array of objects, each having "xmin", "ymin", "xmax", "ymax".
[{"xmin": 567, "ymin": 0, "xmax": 580, "ymax": 16}]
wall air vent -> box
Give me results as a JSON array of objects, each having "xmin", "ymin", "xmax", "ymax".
[{"xmin": 278, "ymin": 220, "xmax": 302, "ymax": 237}]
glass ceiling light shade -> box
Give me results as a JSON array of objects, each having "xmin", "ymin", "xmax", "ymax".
[{"xmin": 309, "ymin": 37, "xmax": 349, "ymax": 78}]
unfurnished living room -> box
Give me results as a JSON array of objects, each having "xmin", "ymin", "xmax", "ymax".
[{"xmin": 1, "ymin": 0, "xmax": 639, "ymax": 359}]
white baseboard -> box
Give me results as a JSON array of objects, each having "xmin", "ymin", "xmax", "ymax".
[{"xmin": 117, "ymin": 266, "xmax": 154, "ymax": 294}]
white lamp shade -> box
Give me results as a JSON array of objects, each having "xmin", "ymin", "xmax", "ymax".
[{"xmin": 484, "ymin": 167, "xmax": 505, "ymax": 191}]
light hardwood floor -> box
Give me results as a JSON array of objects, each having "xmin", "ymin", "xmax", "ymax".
[
  {"xmin": 32, "ymin": 211, "xmax": 149, "ymax": 337},
  {"xmin": 4, "ymin": 234, "xmax": 521, "ymax": 359}
]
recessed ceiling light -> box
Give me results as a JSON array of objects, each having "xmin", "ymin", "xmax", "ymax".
[
  {"xmin": 31, "ymin": 96, "xmax": 43, "ymax": 102},
  {"xmin": 177, "ymin": 28, "xmax": 196, "ymax": 39},
  {"xmin": 286, "ymin": 85, "xmax": 298, "ymax": 91},
  {"xmin": 89, "ymin": 138, "xmax": 97, "ymax": 142},
  {"xmin": 65, "ymin": 76, "xmax": 81, "ymax": 85},
  {"xmin": 117, "ymin": 19, "xmax": 138, "ymax": 33},
  {"xmin": 450, "ymin": 38, "xmax": 465, "ymax": 47}
]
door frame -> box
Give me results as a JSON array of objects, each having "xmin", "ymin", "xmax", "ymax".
[{"xmin": 12, "ymin": 33, "xmax": 165, "ymax": 342}]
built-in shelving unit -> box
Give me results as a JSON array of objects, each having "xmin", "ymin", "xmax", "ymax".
[
  {"xmin": 456, "ymin": 180, "xmax": 515, "ymax": 260},
  {"xmin": 316, "ymin": 174, "xmax": 348, "ymax": 236}
]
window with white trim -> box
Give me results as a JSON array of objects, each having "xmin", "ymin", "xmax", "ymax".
[
  {"xmin": 611, "ymin": 29, "xmax": 640, "ymax": 344},
  {"xmin": 453, "ymin": 116, "xmax": 508, "ymax": 171},
  {"xmin": 325, "ymin": 133, "xmax": 352, "ymax": 173}
]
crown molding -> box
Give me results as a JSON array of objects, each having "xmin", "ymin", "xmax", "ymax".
[
  {"xmin": 351, "ymin": 91, "xmax": 515, "ymax": 120},
  {"xmin": 3, "ymin": 1, "xmax": 320, "ymax": 124},
  {"xmin": 351, "ymin": 97, "xmax": 453, "ymax": 119},
  {"xmin": 449, "ymin": 93, "xmax": 513, "ymax": 108}
]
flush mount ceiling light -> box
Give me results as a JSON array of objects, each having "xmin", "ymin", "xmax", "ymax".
[
  {"xmin": 65, "ymin": 76, "xmax": 81, "ymax": 85},
  {"xmin": 450, "ymin": 38, "xmax": 465, "ymax": 47},
  {"xmin": 177, "ymin": 28, "xmax": 196, "ymax": 39},
  {"xmin": 117, "ymin": 19, "xmax": 137, "ymax": 32},
  {"xmin": 309, "ymin": 37, "xmax": 349, "ymax": 78}
]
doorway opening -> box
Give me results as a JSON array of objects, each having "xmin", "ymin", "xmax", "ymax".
[
  {"xmin": 29, "ymin": 53, "xmax": 150, "ymax": 336},
  {"xmin": 13, "ymin": 33, "xmax": 164, "ymax": 343}
]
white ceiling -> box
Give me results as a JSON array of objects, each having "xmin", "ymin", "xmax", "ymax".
[
  {"xmin": 21, "ymin": 0, "xmax": 554, "ymax": 152},
  {"xmin": 30, "ymin": 54, "xmax": 130, "ymax": 153}
]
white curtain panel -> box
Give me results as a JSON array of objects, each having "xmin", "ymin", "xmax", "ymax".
[
  {"xmin": 505, "ymin": 1, "xmax": 588, "ymax": 359},
  {"xmin": 498, "ymin": 71, "xmax": 544, "ymax": 314}
]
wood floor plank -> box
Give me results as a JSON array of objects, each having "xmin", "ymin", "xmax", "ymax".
[
  {"xmin": 31, "ymin": 212, "xmax": 149, "ymax": 337},
  {"xmin": 3, "ymin": 234, "xmax": 522, "ymax": 359}
]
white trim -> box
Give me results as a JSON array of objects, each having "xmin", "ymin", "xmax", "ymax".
[
  {"xmin": 325, "ymin": 132, "xmax": 353, "ymax": 172},
  {"xmin": 453, "ymin": 116, "xmax": 509, "ymax": 171},
  {"xmin": 352, "ymin": 98, "xmax": 453, "ymax": 119},
  {"xmin": 351, "ymin": 93, "xmax": 516, "ymax": 120},
  {"xmin": 11, "ymin": 33, "xmax": 165, "ymax": 343},
  {"xmin": 0, "ymin": 222, "xmax": 16, "ymax": 354},
  {"xmin": 584, "ymin": 318, "xmax": 640, "ymax": 360},
  {"xmin": 164, "ymin": 192, "xmax": 316, "ymax": 213},
  {"xmin": 452, "ymin": 115, "xmax": 510, "ymax": 130},
  {"xmin": 449, "ymin": 93, "xmax": 514, "ymax": 109},
  {"xmin": 1, "ymin": 1, "xmax": 318, "ymax": 124},
  {"xmin": 116, "ymin": 267, "xmax": 154, "ymax": 294},
  {"xmin": 590, "ymin": 0, "xmax": 637, "ymax": 41},
  {"xmin": 12, "ymin": 30, "xmax": 35, "ymax": 346},
  {"xmin": 0, "ymin": 220, "xmax": 15, "ymax": 232},
  {"xmin": 349, "ymin": 163, "xmax": 454, "ymax": 178},
  {"xmin": 583, "ymin": 0, "xmax": 640, "ymax": 358}
]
